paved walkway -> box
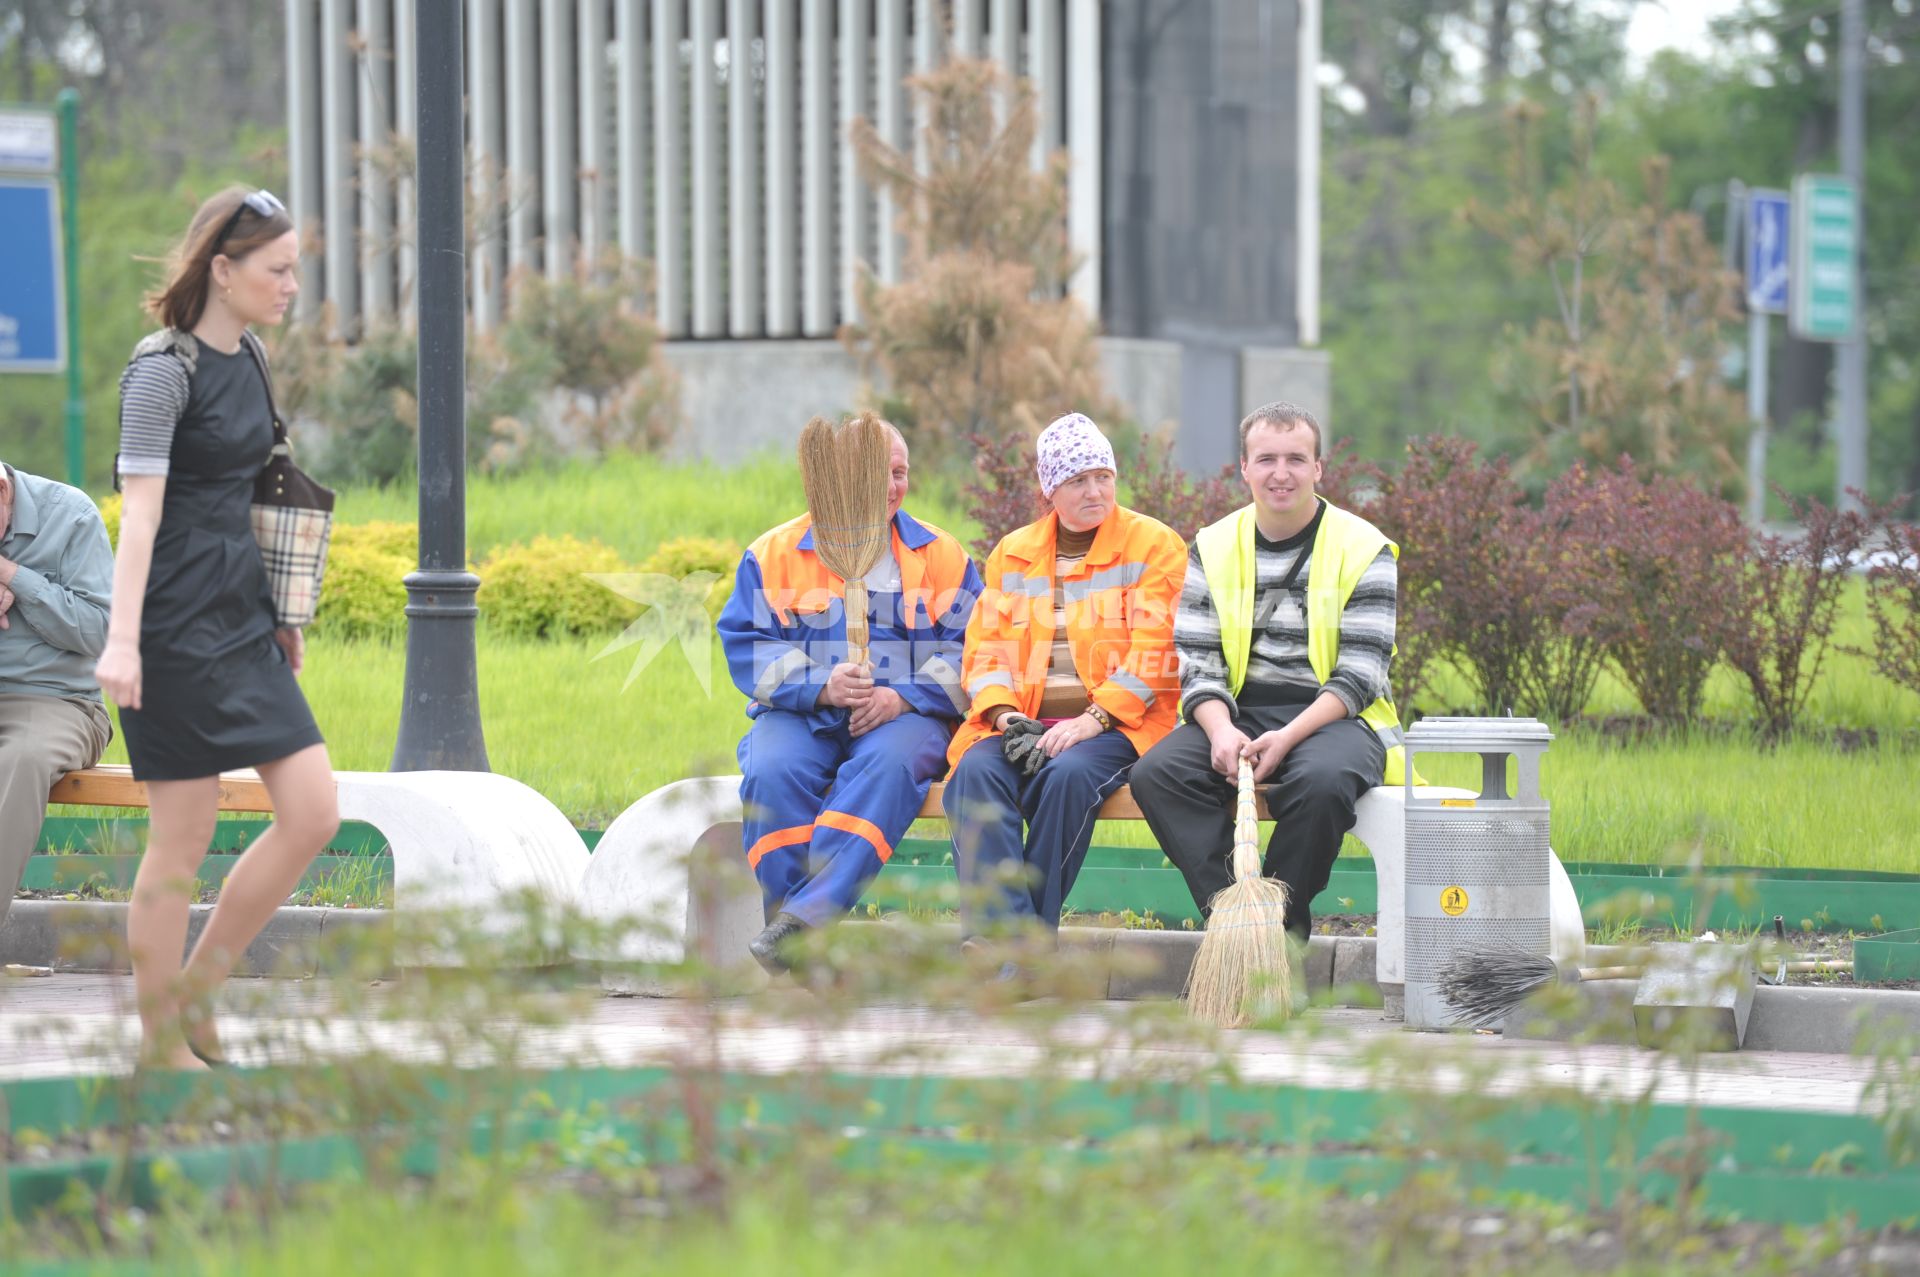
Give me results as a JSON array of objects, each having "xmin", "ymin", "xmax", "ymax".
[{"xmin": 0, "ymin": 973, "xmax": 1882, "ymax": 1115}]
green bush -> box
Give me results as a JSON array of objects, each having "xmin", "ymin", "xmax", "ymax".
[
  {"xmin": 304, "ymin": 323, "xmax": 421, "ymax": 487},
  {"xmin": 337, "ymin": 519, "xmax": 418, "ymax": 560},
  {"xmin": 478, "ymin": 534, "xmax": 640, "ymax": 638},
  {"xmin": 293, "ymin": 322, "xmax": 554, "ymax": 487},
  {"xmin": 310, "ymin": 521, "xmax": 414, "ymax": 641},
  {"xmin": 97, "ymin": 493, "xmax": 121, "ymax": 549},
  {"xmin": 638, "ymin": 535, "xmax": 740, "ymax": 619},
  {"xmin": 500, "ymin": 256, "xmax": 679, "ymax": 455}
]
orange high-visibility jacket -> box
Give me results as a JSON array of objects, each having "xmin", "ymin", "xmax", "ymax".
[{"xmin": 950, "ymin": 506, "xmax": 1188, "ymax": 767}]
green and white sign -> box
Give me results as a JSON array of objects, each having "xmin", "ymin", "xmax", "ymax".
[{"xmin": 1789, "ymin": 173, "xmax": 1859, "ymax": 342}]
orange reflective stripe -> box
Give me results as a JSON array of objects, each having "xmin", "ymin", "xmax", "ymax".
[
  {"xmin": 746, "ymin": 824, "xmax": 813, "ymax": 868},
  {"xmin": 814, "ymin": 810, "xmax": 894, "ymax": 864}
]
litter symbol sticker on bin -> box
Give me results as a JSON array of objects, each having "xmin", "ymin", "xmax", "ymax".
[
  {"xmin": 1440, "ymin": 798, "xmax": 1477, "ymax": 809},
  {"xmin": 1440, "ymin": 886, "xmax": 1470, "ymax": 917}
]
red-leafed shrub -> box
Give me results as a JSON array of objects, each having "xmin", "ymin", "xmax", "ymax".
[
  {"xmin": 1864, "ymin": 517, "xmax": 1920, "ymax": 701},
  {"xmin": 1512, "ymin": 464, "xmax": 1620, "ymax": 724},
  {"xmin": 962, "ymin": 428, "xmax": 1045, "ymax": 560},
  {"xmin": 1358, "ymin": 436, "xmax": 1538, "ymax": 717},
  {"xmin": 1120, "ymin": 433, "xmax": 1243, "ymax": 542},
  {"xmin": 1723, "ymin": 491, "xmax": 1875, "ymax": 743},
  {"xmin": 1573, "ymin": 460, "xmax": 1748, "ymax": 723}
]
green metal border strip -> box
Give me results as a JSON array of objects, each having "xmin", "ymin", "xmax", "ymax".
[
  {"xmin": 7, "ymin": 1066, "xmax": 1918, "ymax": 1231},
  {"xmin": 1855, "ymin": 929, "xmax": 1920, "ymax": 981},
  {"xmin": 37, "ymin": 817, "xmax": 607, "ymax": 856},
  {"xmin": 29, "ymin": 824, "xmax": 1920, "ymax": 933},
  {"xmin": 8, "ymin": 1065, "xmax": 1914, "ymax": 1178},
  {"xmin": 18, "ymin": 854, "xmax": 394, "ymax": 897}
]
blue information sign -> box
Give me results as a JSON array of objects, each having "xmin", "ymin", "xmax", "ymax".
[
  {"xmin": 0, "ymin": 176, "xmax": 67, "ymax": 372},
  {"xmin": 1746, "ymin": 188, "xmax": 1790, "ymax": 316}
]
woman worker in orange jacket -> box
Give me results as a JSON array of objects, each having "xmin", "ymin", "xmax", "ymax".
[{"xmin": 944, "ymin": 414, "xmax": 1187, "ymax": 945}]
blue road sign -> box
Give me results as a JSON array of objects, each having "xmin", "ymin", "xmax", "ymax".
[
  {"xmin": 0, "ymin": 177, "xmax": 67, "ymax": 372},
  {"xmin": 1746, "ymin": 188, "xmax": 1790, "ymax": 316}
]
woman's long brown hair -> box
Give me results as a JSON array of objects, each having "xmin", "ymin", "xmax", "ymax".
[{"xmin": 145, "ymin": 186, "xmax": 295, "ymax": 332}]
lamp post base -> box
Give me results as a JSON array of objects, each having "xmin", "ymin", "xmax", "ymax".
[{"xmin": 390, "ymin": 568, "xmax": 490, "ymax": 772}]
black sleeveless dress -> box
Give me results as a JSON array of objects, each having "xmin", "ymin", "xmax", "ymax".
[{"xmin": 117, "ymin": 341, "xmax": 324, "ymax": 780}]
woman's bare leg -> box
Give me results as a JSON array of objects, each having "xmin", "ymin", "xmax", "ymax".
[
  {"xmin": 128, "ymin": 777, "xmax": 220, "ymax": 1069},
  {"xmin": 177, "ymin": 744, "xmax": 340, "ymax": 1058}
]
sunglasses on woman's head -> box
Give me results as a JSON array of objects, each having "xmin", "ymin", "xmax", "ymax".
[{"xmin": 215, "ymin": 189, "xmax": 287, "ymax": 247}]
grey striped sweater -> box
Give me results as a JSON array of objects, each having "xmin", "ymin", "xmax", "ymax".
[{"xmin": 1175, "ymin": 507, "xmax": 1397, "ymax": 720}]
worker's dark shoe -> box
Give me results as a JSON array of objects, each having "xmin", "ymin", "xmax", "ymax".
[{"xmin": 750, "ymin": 912, "xmax": 809, "ymax": 976}]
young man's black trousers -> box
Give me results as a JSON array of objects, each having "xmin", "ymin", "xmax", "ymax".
[{"xmin": 1130, "ymin": 702, "xmax": 1385, "ymax": 941}]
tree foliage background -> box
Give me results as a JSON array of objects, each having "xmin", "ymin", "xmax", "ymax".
[
  {"xmin": 4, "ymin": 0, "xmax": 1917, "ymax": 513},
  {"xmin": 1319, "ymin": 0, "xmax": 1920, "ymax": 515}
]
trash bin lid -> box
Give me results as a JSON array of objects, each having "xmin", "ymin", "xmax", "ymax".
[{"xmin": 1405, "ymin": 715, "xmax": 1555, "ymax": 752}]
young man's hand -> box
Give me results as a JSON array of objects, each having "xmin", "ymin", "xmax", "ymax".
[
  {"xmin": 1206, "ymin": 725, "xmax": 1252, "ymax": 777},
  {"xmin": 1242, "ymin": 729, "xmax": 1294, "ymax": 783}
]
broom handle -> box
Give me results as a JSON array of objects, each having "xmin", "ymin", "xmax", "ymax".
[
  {"xmin": 1579, "ymin": 959, "xmax": 1853, "ymax": 983},
  {"xmin": 1230, "ymin": 758, "xmax": 1260, "ymax": 883},
  {"xmin": 845, "ymin": 576, "xmax": 870, "ymax": 669}
]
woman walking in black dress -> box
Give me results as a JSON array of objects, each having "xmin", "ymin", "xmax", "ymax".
[{"xmin": 96, "ymin": 188, "xmax": 339, "ymax": 1070}]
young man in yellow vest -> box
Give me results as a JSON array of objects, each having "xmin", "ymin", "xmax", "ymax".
[{"xmin": 1131, "ymin": 402, "xmax": 1411, "ymax": 943}]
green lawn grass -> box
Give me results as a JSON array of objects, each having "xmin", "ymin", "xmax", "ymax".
[
  {"xmin": 68, "ymin": 628, "xmax": 1918, "ymax": 873},
  {"xmin": 333, "ymin": 449, "xmax": 983, "ymax": 561},
  {"xmin": 58, "ymin": 456, "xmax": 1920, "ymax": 875},
  {"xmin": 73, "ymin": 1158, "xmax": 1784, "ymax": 1277}
]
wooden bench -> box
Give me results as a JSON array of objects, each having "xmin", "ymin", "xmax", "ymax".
[
  {"xmin": 574, "ymin": 775, "xmax": 1587, "ymax": 1002},
  {"xmin": 51, "ymin": 764, "xmax": 276, "ymax": 812},
  {"xmin": 49, "ymin": 765, "xmax": 589, "ymax": 962}
]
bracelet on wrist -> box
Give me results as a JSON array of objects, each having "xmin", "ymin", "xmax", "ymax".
[{"xmin": 1085, "ymin": 705, "xmax": 1113, "ymax": 731}]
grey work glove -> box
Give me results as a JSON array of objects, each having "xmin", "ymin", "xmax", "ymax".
[{"xmin": 999, "ymin": 713, "xmax": 1047, "ymax": 778}]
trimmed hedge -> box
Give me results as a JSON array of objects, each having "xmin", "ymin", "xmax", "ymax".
[
  {"xmin": 477, "ymin": 534, "xmax": 640, "ymax": 638},
  {"xmin": 311, "ymin": 521, "xmax": 415, "ymax": 641},
  {"xmin": 637, "ymin": 535, "xmax": 739, "ymax": 620}
]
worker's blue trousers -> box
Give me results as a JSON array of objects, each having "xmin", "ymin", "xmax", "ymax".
[
  {"xmin": 943, "ymin": 732, "xmax": 1138, "ymax": 937},
  {"xmin": 738, "ymin": 709, "xmax": 950, "ymax": 928}
]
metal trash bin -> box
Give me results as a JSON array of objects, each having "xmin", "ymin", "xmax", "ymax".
[{"xmin": 1403, "ymin": 716, "xmax": 1555, "ymax": 1030}]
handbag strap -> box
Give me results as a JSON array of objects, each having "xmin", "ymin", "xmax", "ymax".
[{"xmin": 239, "ymin": 329, "xmax": 293, "ymax": 459}]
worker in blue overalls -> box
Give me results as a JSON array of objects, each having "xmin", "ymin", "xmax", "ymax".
[{"xmin": 717, "ymin": 419, "xmax": 983, "ymax": 975}]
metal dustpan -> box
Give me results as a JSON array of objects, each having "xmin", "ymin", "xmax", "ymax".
[{"xmin": 1631, "ymin": 942, "xmax": 1756, "ymax": 1052}]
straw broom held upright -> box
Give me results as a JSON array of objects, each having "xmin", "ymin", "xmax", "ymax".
[
  {"xmin": 1185, "ymin": 758, "xmax": 1294, "ymax": 1028},
  {"xmin": 797, "ymin": 413, "xmax": 894, "ymax": 669}
]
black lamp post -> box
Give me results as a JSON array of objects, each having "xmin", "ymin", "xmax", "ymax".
[{"xmin": 391, "ymin": 0, "xmax": 488, "ymax": 772}]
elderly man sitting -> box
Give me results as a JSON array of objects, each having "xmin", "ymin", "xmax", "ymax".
[{"xmin": 0, "ymin": 459, "xmax": 115, "ymax": 928}]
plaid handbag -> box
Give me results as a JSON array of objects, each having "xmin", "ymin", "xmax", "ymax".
[{"xmin": 241, "ymin": 332, "xmax": 335, "ymax": 629}]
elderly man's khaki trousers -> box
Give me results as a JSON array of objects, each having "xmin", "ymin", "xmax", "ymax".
[{"xmin": 0, "ymin": 692, "xmax": 112, "ymax": 928}]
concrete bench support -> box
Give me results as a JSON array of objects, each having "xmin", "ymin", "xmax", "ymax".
[
  {"xmin": 577, "ymin": 777, "xmax": 1587, "ymax": 1000},
  {"xmin": 51, "ymin": 765, "xmax": 589, "ymax": 963}
]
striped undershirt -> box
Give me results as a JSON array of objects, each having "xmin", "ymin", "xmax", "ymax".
[
  {"xmin": 115, "ymin": 355, "xmax": 192, "ymax": 478},
  {"xmin": 1035, "ymin": 521, "xmax": 1098, "ymax": 721},
  {"xmin": 1175, "ymin": 500, "xmax": 1398, "ymax": 720}
]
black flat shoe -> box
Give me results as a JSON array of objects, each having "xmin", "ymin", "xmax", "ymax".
[
  {"xmin": 186, "ymin": 1040, "xmax": 230, "ymax": 1069},
  {"xmin": 749, "ymin": 912, "xmax": 808, "ymax": 976}
]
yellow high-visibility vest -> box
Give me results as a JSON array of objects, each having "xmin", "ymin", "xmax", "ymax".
[{"xmin": 1193, "ymin": 500, "xmax": 1415, "ymax": 786}]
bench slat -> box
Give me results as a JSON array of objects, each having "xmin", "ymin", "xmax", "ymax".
[
  {"xmin": 51, "ymin": 769, "xmax": 1265, "ymax": 824},
  {"xmin": 50, "ymin": 765, "xmax": 277, "ymax": 814},
  {"xmin": 916, "ymin": 782, "xmax": 1265, "ymax": 822}
]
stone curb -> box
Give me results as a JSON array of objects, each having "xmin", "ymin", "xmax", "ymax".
[
  {"xmin": 6, "ymin": 903, "xmax": 1914, "ymax": 1053},
  {"xmin": 0, "ymin": 901, "xmax": 391, "ymax": 978},
  {"xmin": 1505, "ymin": 977, "xmax": 1920, "ymax": 1051}
]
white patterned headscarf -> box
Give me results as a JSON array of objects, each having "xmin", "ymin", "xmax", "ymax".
[{"xmin": 1035, "ymin": 413, "xmax": 1117, "ymax": 498}]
